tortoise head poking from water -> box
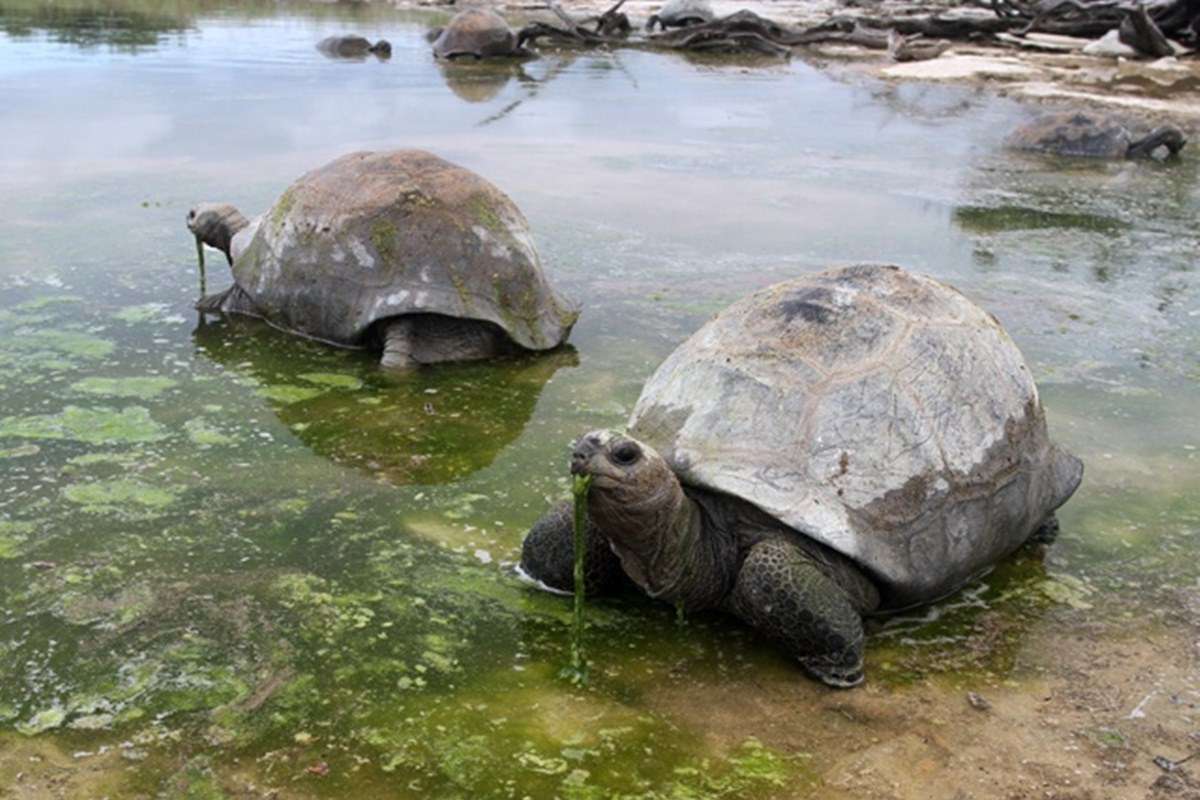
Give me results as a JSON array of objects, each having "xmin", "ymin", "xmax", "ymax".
[
  {"xmin": 186, "ymin": 149, "xmax": 578, "ymax": 369},
  {"xmin": 316, "ymin": 35, "xmax": 392, "ymax": 59},
  {"xmin": 520, "ymin": 264, "xmax": 1083, "ymax": 687}
]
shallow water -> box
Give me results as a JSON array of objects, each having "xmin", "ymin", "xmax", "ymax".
[{"xmin": 1, "ymin": 0, "xmax": 1198, "ymax": 796}]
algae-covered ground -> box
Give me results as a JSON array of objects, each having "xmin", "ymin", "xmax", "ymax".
[{"xmin": 1, "ymin": 1, "xmax": 1198, "ymax": 798}]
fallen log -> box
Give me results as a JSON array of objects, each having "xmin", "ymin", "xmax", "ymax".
[
  {"xmin": 517, "ymin": 0, "xmax": 630, "ymax": 47},
  {"xmin": 1119, "ymin": 4, "xmax": 1175, "ymax": 55},
  {"xmin": 649, "ymin": 10, "xmax": 796, "ymax": 56}
]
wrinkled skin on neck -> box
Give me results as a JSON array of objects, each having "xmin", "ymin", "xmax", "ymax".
[
  {"xmin": 187, "ymin": 203, "xmax": 249, "ymax": 265},
  {"xmin": 572, "ymin": 430, "xmax": 735, "ymax": 611}
]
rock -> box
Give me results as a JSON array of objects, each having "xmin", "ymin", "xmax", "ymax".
[
  {"xmin": 1082, "ymin": 29, "xmax": 1138, "ymax": 58},
  {"xmin": 882, "ymin": 54, "xmax": 1042, "ymax": 81},
  {"xmin": 967, "ymin": 692, "xmax": 992, "ymax": 711},
  {"xmin": 996, "ymin": 32, "xmax": 1090, "ymax": 52}
]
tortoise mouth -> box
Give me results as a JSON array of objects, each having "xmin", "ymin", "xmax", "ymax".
[
  {"xmin": 569, "ymin": 455, "xmax": 623, "ymax": 487},
  {"xmin": 569, "ymin": 430, "xmax": 631, "ymax": 483}
]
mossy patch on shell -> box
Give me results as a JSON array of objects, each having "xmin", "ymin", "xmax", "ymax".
[
  {"xmin": 468, "ymin": 192, "xmax": 507, "ymax": 235},
  {"xmin": 271, "ymin": 187, "xmax": 297, "ymax": 232},
  {"xmin": 370, "ymin": 218, "xmax": 399, "ymax": 264}
]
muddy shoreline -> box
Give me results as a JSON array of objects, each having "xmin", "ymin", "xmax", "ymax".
[{"xmin": 399, "ymin": 0, "xmax": 1200, "ymax": 119}]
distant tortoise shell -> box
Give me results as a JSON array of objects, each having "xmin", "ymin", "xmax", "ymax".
[
  {"xmin": 652, "ymin": 0, "xmax": 715, "ymax": 26},
  {"xmin": 230, "ymin": 149, "xmax": 578, "ymax": 351},
  {"xmin": 1006, "ymin": 111, "xmax": 1143, "ymax": 158},
  {"xmin": 432, "ymin": 8, "xmax": 519, "ymax": 59},
  {"xmin": 628, "ymin": 264, "xmax": 1082, "ymax": 607},
  {"xmin": 317, "ymin": 36, "xmax": 376, "ymax": 57}
]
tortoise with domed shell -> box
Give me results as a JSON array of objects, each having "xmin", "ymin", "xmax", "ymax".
[
  {"xmin": 187, "ymin": 149, "xmax": 578, "ymax": 369},
  {"xmin": 521, "ymin": 264, "xmax": 1082, "ymax": 687}
]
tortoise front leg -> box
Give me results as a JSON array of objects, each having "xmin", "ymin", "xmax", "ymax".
[
  {"xmin": 520, "ymin": 500, "xmax": 624, "ymax": 596},
  {"xmin": 729, "ymin": 538, "xmax": 867, "ymax": 688},
  {"xmin": 1027, "ymin": 512, "xmax": 1060, "ymax": 545},
  {"xmin": 380, "ymin": 317, "xmax": 418, "ymax": 369}
]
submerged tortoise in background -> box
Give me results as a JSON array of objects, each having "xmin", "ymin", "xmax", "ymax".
[
  {"xmin": 521, "ymin": 264, "xmax": 1083, "ymax": 687},
  {"xmin": 430, "ymin": 8, "xmax": 529, "ymax": 59},
  {"xmin": 646, "ymin": 0, "xmax": 715, "ymax": 31},
  {"xmin": 1007, "ymin": 111, "xmax": 1186, "ymax": 160},
  {"xmin": 187, "ymin": 150, "xmax": 579, "ymax": 368},
  {"xmin": 316, "ymin": 35, "xmax": 392, "ymax": 59}
]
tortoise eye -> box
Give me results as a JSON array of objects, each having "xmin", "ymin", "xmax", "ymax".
[{"xmin": 611, "ymin": 442, "xmax": 641, "ymax": 466}]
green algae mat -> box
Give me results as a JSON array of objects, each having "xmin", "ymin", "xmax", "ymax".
[{"xmin": 1, "ymin": 0, "xmax": 1199, "ymax": 797}]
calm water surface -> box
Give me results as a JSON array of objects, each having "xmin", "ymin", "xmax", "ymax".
[{"xmin": 1, "ymin": 0, "xmax": 1198, "ymax": 796}]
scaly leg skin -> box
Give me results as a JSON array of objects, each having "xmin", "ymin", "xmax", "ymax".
[
  {"xmin": 381, "ymin": 315, "xmax": 507, "ymax": 368},
  {"xmin": 730, "ymin": 538, "xmax": 867, "ymax": 688},
  {"xmin": 380, "ymin": 318, "xmax": 417, "ymax": 369},
  {"xmin": 519, "ymin": 500, "xmax": 624, "ymax": 596},
  {"xmin": 195, "ymin": 284, "xmax": 259, "ymax": 317},
  {"xmin": 1028, "ymin": 512, "xmax": 1060, "ymax": 545}
]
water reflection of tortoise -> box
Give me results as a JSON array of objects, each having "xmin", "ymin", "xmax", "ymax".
[
  {"xmin": 193, "ymin": 318, "xmax": 579, "ymax": 485},
  {"xmin": 437, "ymin": 59, "xmax": 533, "ymax": 103}
]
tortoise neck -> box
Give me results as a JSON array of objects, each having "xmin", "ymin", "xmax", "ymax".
[
  {"xmin": 195, "ymin": 205, "xmax": 250, "ymax": 263},
  {"xmin": 592, "ymin": 480, "xmax": 735, "ymax": 611}
]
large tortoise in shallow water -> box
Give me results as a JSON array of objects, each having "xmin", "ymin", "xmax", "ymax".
[
  {"xmin": 187, "ymin": 150, "xmax": 578, "ymax": 368},
  {"xmin": 646, "ymin": 0, "xmax": 715, "ymax": 30},
  {"xmin": 1007, "ymin": 111, "xmax": 1186, "ymax": 160},
  {"xmin": 521, "ymin": 264, "xmax": 1083, "ymax": 687},
  {"xmin": 316, "ymin": 35, "xmax": 391, "ymax": 59},
  {"xmin": 430, "ymin": 8, "xmax": 527, "ymax": 59}
]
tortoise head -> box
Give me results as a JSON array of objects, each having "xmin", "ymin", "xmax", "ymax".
[
  {"xmin": 1127, "ymin": 124, "xmax": 1187, "ymax": 160},
  {"xmin": 570, "ymin": 430, "xmax": 685, "ymax": 555},
  {"xmin": 187, "ymin": 203, "xmax": 248, "ymax": 265},
  {"xmin": 369, "ymin": 39, "xmax": 392, "ymax": 58}
]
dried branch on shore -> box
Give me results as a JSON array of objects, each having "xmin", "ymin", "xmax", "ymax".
[
  {"xmin": 647, "ymin": 10, "xmax": 794, "ymax": 56},
  {"xmin": 517, "ymin": 0, "xmax": 631, "ymax": 47},
  {"xmin": 516, "ymin": 0, "xmax": 1199, "ymax": 61}
]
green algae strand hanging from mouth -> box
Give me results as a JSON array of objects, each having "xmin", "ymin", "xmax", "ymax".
[
  {"xmin": 195, "ymin": 234, "xmax": 206, "ymax": 297},
  {"xmin": 561, "ymin": 473, "xmax": 592, "ymax": 686}
]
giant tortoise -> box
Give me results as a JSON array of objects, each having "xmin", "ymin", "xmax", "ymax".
[
  {"xmin": 187, "ymin": 150, "xmax": 578, "ymax": 368},
  {"xmin": 520, "ymin": 264, "xmax": 1082, "ymax": 686}
]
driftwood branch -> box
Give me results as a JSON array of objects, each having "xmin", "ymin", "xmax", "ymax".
[
  {"xmin": 517, "ymin": 0, "xmax": 630, "ymax": 47},
  {"xmin": 515, "ymin": 0, "xmax": 1200, "ymax": 60},
  {"xmin": 1120, "ymin": 4, "xmax": 1174, "ymax": 55},
  {"xmin": 648, "ymin": 10, "xmax": 795, "ymax": 56}
]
